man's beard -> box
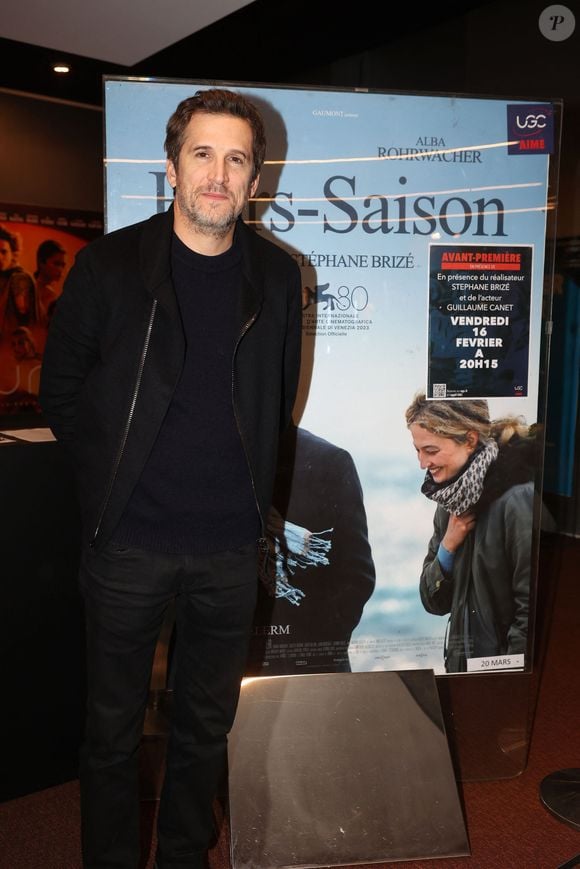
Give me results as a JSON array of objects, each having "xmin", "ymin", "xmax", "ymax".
[{"xmin": 175, "ymin": 185, "xmax": 242, "ymax": 239}]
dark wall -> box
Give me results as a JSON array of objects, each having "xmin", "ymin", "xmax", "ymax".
[{"xmin": 0, "ymin": 89, "xmax": 103, "ymax": 212}]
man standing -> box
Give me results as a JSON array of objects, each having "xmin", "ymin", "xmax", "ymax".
[{"xmin": 40, "ymin": 89, "xmax": 302, "ymax": 869}]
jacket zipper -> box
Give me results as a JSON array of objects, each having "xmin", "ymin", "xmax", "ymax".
[
  {"xmin": 232, "ymin": 309, "xmax": 267, "ymax": 552},
  {"xmin": 90, "ymin": 299, "xmax": 158, "ymax": 547}
]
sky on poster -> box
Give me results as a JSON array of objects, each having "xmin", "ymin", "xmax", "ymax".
[{"xmin": 104, "ymin": 80, "xmax": 552, "ymax": 673}]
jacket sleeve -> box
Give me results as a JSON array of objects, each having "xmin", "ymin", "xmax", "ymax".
[
  {"xmin": 39, "ymin": 248, "xmax": 102, "ymax": 445},
  {"xmin": 504, "ymin": 484, "xmax": 533, "ymax": 653},
  {"xmin": 419, "ymin": 507, "xmax": 455, "ymax": 616},
  {"xmin": 281, "ymin": 260, "xmax": 302, "ymax": 429}
]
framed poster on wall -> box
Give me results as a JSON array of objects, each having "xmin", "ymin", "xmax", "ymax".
[
  {"xmin": 103, "ymin": 77, "xmax": 560, "ymax": 678},
  {"xmin": 0, "ymin": 203, "xmax": 103, "ymax": 424}
]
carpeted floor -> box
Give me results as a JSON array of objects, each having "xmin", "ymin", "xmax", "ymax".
[{"xmin": 1, "ymin": 533, "xmax": 579, "ymax": 869}]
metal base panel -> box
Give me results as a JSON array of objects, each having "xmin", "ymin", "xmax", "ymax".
[{"xmin": 228, "ymin": 670, "xmax": 469, "ymax": 868}]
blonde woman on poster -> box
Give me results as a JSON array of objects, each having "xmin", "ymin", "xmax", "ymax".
[{"xmin": 406, "ymin": 393, "xmax": 536, "ymax": 673}]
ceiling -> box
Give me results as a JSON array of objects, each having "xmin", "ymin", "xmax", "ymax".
[{"xmin": 1, "ymin": 0, "xmax": 255, "ymax": 66}]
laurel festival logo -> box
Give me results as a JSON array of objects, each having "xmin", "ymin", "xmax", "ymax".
[{"xmin": 507, "ymin": 104, "xmax": 554, "ymax": 155}]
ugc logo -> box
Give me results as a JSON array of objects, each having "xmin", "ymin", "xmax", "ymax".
[
  {"xmin": 515, "ymin": 113, "xmax": 547, "ymax": 130},
  {"xmin": 507, "ymin": 103, "xmax": 554, "ymax": 154}
]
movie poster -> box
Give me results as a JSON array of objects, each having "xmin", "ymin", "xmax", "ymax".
[
  {"xmin": 103, "ymin": 79, "xmax": 557, "ymax": 676},
  {"xmin": 0, "ymin": 204, "xmax": 103, "ymax": 420}
]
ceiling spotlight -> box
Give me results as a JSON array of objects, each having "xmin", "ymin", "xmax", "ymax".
[{"xmin": 53, "ymin": 63, "xmax": 71, "ymax": 74}]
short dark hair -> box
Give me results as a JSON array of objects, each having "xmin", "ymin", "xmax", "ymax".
[
  {"xmin": 36, "ymin": 239, "xmax": 65, "ymax": 267},
  {"xmin": 164, "ymin": 88, "xmax": 266, "ymax": 183}
]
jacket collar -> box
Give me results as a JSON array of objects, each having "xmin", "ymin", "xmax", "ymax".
[
  {"xmin": 139, "ymin": 205, "xmax": 175, "ymax": 309},
  {"xmin": 139, "ymin": 206, "xmax": 264, "ymax": 321},
  {"xmin": 235, "ymin": 217, "xmax": 264, "ymax": 323}
]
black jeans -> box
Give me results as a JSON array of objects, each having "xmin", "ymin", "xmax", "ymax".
[{"xmin": 78, "ymin": 540, "xmax": 259, "ymax": 869}]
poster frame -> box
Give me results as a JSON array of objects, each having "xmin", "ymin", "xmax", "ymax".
[{"xmin": 102, "ymin": 76, "xmax": 562, "ymax": 779}]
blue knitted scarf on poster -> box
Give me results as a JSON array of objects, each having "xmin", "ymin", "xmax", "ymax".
[{"xmin": 258, "ymin": 507, "xmax": 333, "ymax": 605}]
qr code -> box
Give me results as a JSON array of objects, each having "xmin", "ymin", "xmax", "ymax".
[{"xmin": 433, "ymin": 384, "xmax": 447, "ymax": 398}]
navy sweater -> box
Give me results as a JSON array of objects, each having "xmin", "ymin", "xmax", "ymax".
[{"xmin": 113, "ymin": 231, "xmax": 259, "ymax": 554}]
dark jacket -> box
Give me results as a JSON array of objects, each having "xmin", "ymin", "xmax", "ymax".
[
  {"xmin": 39, "ymin": 207, "xmax": 302, "ymax": 550},
  {"xmin": 419, "ymin": 437, "xmax": 536, "ymax": 673},
  {"xmin": 245, "ymin": 425, "xmax": 376, "ymax": 676}
]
